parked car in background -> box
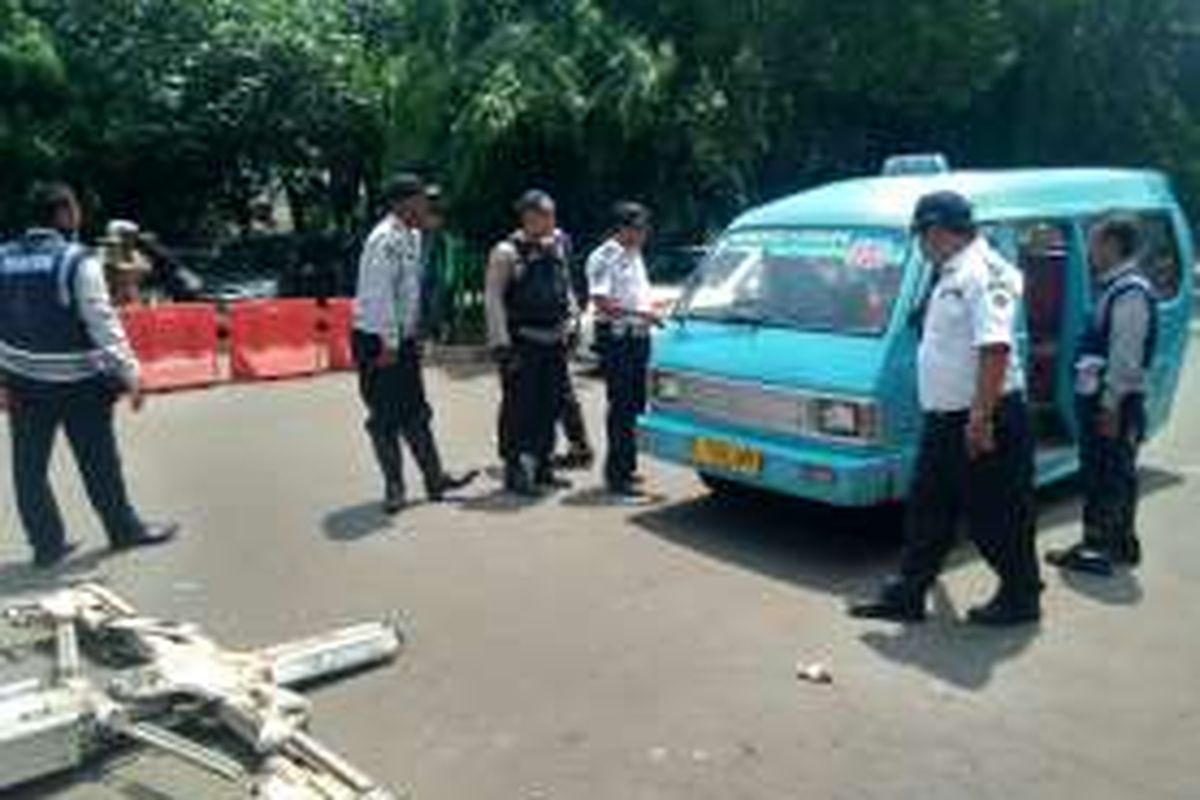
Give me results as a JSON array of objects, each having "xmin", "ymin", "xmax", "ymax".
[{"xmin": 184, "ymin": 232, "xmax": 358, "ymax": 305}]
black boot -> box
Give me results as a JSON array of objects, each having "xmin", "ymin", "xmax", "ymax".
[
  {"xmin": 1046, "ymin": 542, "xmax": 1114, "ymax": 576},
  {"xmin": 111, "ymin": 521, "xmax": 180, "ymax": 552},
  {"xmin": 32, "ymin": 541, "xmax": 81, "ymax": 570},
  {"xmin": 405, "ymin": 423, "xmax": 478, "ymax": 501},
  {"xmin": 967, "ymin": 577, "xmax": 1043, "ymax": 627},
  {"xmin": 849, "ymin": 577, "xmax": 927, "ymax": 623},
  {"xmin": 505, "ymin": 457, "xmax": 544, "ymax": 498},
  {"xmin": 535, "ymin": 461, "xmax": 573, "ymax": 491},
  {"xmin": 1109, "ymin": 535, "xmax": 1142, "ymax": 567},
  {"xmin": 553, "ymin": 446, "xmax": 595, "ymax": 471},
  {"xmin": 369, "ymin": 429, "xmax": 405, "ymax": 513},
  {"xmin": 383, "ymin": 482, "xmax": 406, "ymax": 516},
  {"xmin": 966, "ymin": 592, "xmax": 1042, "ymax": 627}
]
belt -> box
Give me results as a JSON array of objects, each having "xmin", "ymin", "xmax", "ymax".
[
  {"xmin": 924, "ymin": 392, "xmax": 1024, "ymax": 421},
  {"xmin": 514, "ymin": 326, "xmax": 566, "ymax": 345},
  {"xmin": 604, "ymin": 314, "xmax": 651, "ymax": 337}
]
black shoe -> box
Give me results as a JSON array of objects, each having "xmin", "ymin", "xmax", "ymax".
[
  {"xmin": 1046, "ymin": 543, "xmax": 1115, "ymax": 577},
  {"xmin": 849, "ymin": 579, "xmax": 927, "ymax": 622},
  {"xmin": 504, "ymin": 465, "xmax": 545, "ymax": 498},
  {"xmin": 553, "ymin": 449, "xmax": 595, "ymax": 471},
  {"xmin": 383, "ymin": 484, "xmax": 406, "ymax": 516},
  {"xmin": 32, "ymin": 541, "xmax": 81, "ymax": 571},
  {"xmin": 111, "ymin": 521, "xmax": 180, "ymax": 552},
  {"xmin": 536, "ymin": 472, "xmax": 573, "ymax": 491},
  {"xmin": 1109, "ymin": 536, "xmax": 1142, "ymax": 568},
  {"xmin": 849, "ymin": 597, "xmax": 927, "ymax": 623},
  {"xmin": 428, "ymin": 470, "xmax": 480, "ymax": 502},
  {"xmin": 966, "ymin": 595, "xmax": 1041, "ymax": 627},
  {"xmin": 607, "ymin": 481, "xmax": 649, "ymax": 501}
]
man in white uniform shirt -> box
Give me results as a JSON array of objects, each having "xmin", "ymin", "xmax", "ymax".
[
  {"xmin": 587, "ymin": 202, "xmax": 657, "ymax": 496},
  {"xmin": 353, "ymin": 174, "xmax": 476, "ymax": 514},
  {"xmin": 852, "ymin": 191, "xmax": 1041, "ymax": 626}
]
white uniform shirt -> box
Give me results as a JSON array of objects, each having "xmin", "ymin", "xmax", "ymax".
[
  {"xmin": 76, "ymin": 253, "xmax": 140, "ymax": 387},
  {"xmin": 586, "ymin": 238, "xmax": 652, "ymax": 331},
  {"xmin": 353, "ymin": 216, "xmax": 423, "ymax": 348},
  {"xmin": 917, "ymin": 237, "xmax": 1025, "ymax": 412},
  {"xmin": 1083, "ymin": 261, "xmax": 1153, "ymax": 412}
]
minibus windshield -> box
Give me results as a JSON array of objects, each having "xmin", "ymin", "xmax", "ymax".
[{"xmin": 677, "ymin": 227, "xmax": 910, "ymax": 336}]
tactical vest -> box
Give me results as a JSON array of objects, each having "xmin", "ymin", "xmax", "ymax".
[
  {"xmin": 1077, "ymin": 268, "xmax": 1159, "ymax": 376},
  {"xmin": 0, "ymin": 232, "xmax": 97, "ymax": 382},
  {"xmin": 504, "ymin": 233, "xmax": 571, "ymax": 333}
]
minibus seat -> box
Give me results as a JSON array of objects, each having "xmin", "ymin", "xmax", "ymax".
[
  {"xmin": 1023, "ymin": 248, "xmax": 1066, "ymax": 337},
  {"xmin": 1022, "ymin": 248, "xmax": 1067, "ymax": 404}
]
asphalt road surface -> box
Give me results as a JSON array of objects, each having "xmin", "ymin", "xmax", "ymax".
[{"xmin": 2, "ymin": 348, "xmax": 1199, "ymax": 800}]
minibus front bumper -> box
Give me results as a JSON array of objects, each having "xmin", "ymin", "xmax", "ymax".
[{"xmin": 638, "ymin": 412, "xmax": 910, "ymax": 507}]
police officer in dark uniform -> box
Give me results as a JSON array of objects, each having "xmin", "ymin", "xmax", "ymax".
[
  {"xmin": 485, "ymin": 190, "xmax": 577, "ymax": 496},
  {"xmin": 851, "ymin": 191, "xmax": 1042, "ymax": 626},
  {"xmin": 0, "ymin": 183, "xmax": 178, "ymax": 569},
  {"xmin": 552, "ymin": 229, "xmax": 595, "ymax": 472},
  {"xmin": 1047, "ymin": 217, "xmax": 1157, "ymax": 576}
]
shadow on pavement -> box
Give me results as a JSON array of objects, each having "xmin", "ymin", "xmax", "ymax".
[
  {"xmin": 0, "ymin": 549, "xmax": 114, "ymax": 598},
  {"xmin": 1060, "ymin": 569, "xmax": 1144, "ymax": 606},
  {"xmin": 632, "ymin": 466, "xmax": 1185, "ymax": 600},
  {"xmin": 321, "ymin": 502, "xmax": 396, "ymax": 542},
  {"xmin": 631, "ymin": 490, "xmax": 904, "ymax": 597},
  {"xmin": 561, "ymin": 486, "xmax": 670, "ymax": 508},
  {"xmin": 457, "ymin": 488, "xmax": 547, "ymax": 515},
  {"xmin": 858, "ymin": 585, "xmax": 1040, "ymax": 691}
]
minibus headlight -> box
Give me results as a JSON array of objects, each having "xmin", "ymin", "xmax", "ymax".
[
  {"xmin": 814, "ymin": 398, "xmax": 879, "ymax": 441},
  {"xmin": 652, "ymin": 371, "xmax": 683, "ymax": 403}
]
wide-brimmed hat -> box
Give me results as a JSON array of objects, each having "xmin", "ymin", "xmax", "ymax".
[{"xmin": 99, "ymin": 220, "xmax": 152, "ymax": 273}]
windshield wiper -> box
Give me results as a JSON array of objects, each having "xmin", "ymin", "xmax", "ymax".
[{"xmin": 681, "ymin": 310, "xmax": 769, "ymax": 328}]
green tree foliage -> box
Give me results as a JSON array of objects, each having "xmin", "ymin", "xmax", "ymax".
[
  {"xmin": 1, "ymin": 0, "xmax": 1197, "ymax": 242},
  {"xmin": 19, "ymin": 0, "xmax": 383, "ymax": 239},
  {"xmin": 0, "ymin": 0, "xmax": 66, "ymax": 229}
]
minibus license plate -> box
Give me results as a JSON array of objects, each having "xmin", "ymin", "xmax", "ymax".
[{"xmin": 692, "ymin": 438, "xmax": 762, "ymax": 475}]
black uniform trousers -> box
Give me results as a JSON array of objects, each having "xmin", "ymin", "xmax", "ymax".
[
  {"xmin": 1077, "ymin": 393, "xmax": 1145, "ymax": 550},
  {"xmin": 352, "ymin": 331, "xmax": 444, "ymax": 497},
  {"xmin": 898, "ymin": 394, "xmax": 1041, "ymax": 602},
  {"xmin": 557, "ymin": 358, "xmax": 591, "ymax": 454},
  {"xmin": 499, "ymin": 338, "xmax": 566, "ymax": 476},
  {"xmin": 603, "ymin": 331, "xmax": 651, "ymax": 487},
  {"xmin": 6, "ymin": 376, "xmax": 144, "ymax": 558}
]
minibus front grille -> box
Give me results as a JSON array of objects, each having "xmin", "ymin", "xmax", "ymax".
[
  {"xmin": 651, "ymin": 370, "xmax": 880, "ymax": 445},
  {"xmin": 655, "ymin": 372, "xmax": 806, "ymax": 438}
]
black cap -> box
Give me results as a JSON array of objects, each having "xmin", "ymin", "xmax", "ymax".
[
  {"xmin": 515, "ymin": 189, "xmax": 555, "ymax": 216},
  {"xmin": 383, "ymin": 173, "xmax": 426, "ymax": 207},
  {"xmin": 911, "ymin": 191, "xmax": 975, "ymax": 233},
  {"xmin": 613, "ymin": 201, "xmax": 651, "ymax": 230}
]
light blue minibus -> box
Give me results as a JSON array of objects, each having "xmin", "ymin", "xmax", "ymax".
[{"xmin": 638, "ymin": 169, "xmax": 1194, "ymax": 506}]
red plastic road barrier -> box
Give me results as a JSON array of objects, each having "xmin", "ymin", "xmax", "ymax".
[
  {"xmin": 229, "ymin": 299, "xmax": 321, "ymax": 381},
  {"xmin": 324, "ymin": 298, "xmax": 355, "ymax": 371},
  {"xmin": 120, "ymin": 304, "xmax": 220, "ymax": 393}
]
